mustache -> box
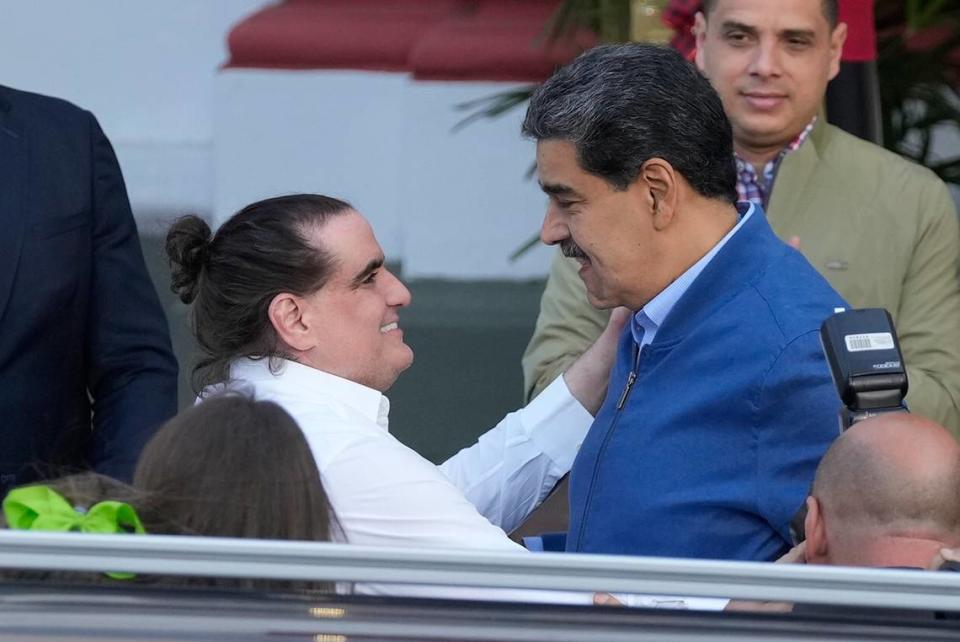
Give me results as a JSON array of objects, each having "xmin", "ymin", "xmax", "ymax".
[{"xmin": 560, "ymin": 240, "xmax": 588, "ymax": 260}]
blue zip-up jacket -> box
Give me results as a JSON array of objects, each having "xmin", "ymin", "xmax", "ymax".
[{"xmin": 567, "ymin": 208, "xmax": 847, "ymax": 561}]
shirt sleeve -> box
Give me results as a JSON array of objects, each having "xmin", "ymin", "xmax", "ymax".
[
  {"xmin": 438, "ymin": 375, "xmax": 594, "ymax": 534},
  {"xmin": 313, "ymin": 413, "xmax": 590, "ymax": 604},
  {"xmin": 85, "ymin": 111, "xmax": 178, "ymax": 480},
  {"xmin": 319, "ymin": 423, "xmax": 528, "ymax": 552},
  {"xmin": 755, "ymin": 331, "xmax": 840, "ymax": 549},
  {"xmin": 895, "ymin": 178, "xmax": 960, "ymax": 436}
]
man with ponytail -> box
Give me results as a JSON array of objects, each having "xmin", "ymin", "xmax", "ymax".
[{"xmin": 166, "ymin": 195, "xmax": 625, "ymax": 597}]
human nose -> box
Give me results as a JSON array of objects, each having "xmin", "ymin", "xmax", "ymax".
[
  {"xmin": 540, "ymin": 204, "xmax": 569, "ymax": 246},
  {"xmin": 748, "ymin": 40, "xmax": 782, "ymax": 78},
  {"xmin": 384, "ymin": 269, "xmax": 412, "ymax": 308}
]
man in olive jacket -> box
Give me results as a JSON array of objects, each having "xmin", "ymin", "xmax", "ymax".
[{"xmin": 523, "ymin": 0, "xmax": 960, "ymax": 436}]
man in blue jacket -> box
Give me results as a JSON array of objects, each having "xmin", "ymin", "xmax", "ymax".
[
  {"xmin": 522, "ymin": 44, "xmax": 845, "ymax": 561},
  {"xmin": 0, "ymin": 85, "xmax": 178, "ymax": 492}
]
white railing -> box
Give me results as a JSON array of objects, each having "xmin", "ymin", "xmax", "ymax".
[{"xmin": 2, "ymin": 530, "xmax": 959, "ymax": 611}]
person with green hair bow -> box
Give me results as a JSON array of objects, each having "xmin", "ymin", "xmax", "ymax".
[
  {"xmin": 1, "ymin": 472, "xmax": 151, "ymax": 581},
  {"xmin": 3, "ymin": 483, "xmax": 145, "ymax": 535}
]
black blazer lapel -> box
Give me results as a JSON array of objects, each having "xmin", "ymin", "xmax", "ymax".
[{"xmin": 0, "ymin": 94, "xmax": 28, "ymax": 322}]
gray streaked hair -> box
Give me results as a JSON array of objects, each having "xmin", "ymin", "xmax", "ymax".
[{"xmin": 523, "ymin": 43, "xmax": 737, "ymax": 203}]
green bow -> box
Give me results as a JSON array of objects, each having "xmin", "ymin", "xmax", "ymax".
[{"xmin": 3, "ymin": 484, "xmax": 146, "ymax": 580}]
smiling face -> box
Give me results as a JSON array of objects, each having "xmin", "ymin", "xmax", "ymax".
[
  {"xmin": 537, "ymin": 139, "xmax": 664, "ymax": 310},
  {"xmin": 695, "ymin": 0, "xmax": 845, "ymax": 157},
  {"xmin": 297, "ymin": 211, "xmax": 413, "ymax": 391}
]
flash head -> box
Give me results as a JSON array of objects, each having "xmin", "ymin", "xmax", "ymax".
[
  {"xmin": 790, "ymin": 307, "xmax": 909, "ymax": 546},
  {"xmin": 819, "ymin": 307, "xmax": 908, "ymax": 430}
]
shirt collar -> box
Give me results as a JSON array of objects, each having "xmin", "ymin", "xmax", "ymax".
[
  {"xmin": 783, "ymin": 116, "xmax": 817, "ymax": 154},
  {"xmin": 734, "ymin": 117, "xmax": 817, "ymax": 206},
  {"xmin": 228, "ymin": 357, "xmax": 390, "ymax": 429},
  {"xmin": 632, "ymin": 202, "xmax": 755, "ymax": 345}
]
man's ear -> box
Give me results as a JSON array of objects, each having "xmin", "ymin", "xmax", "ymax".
[
  {"xmin": 639, "ymin": 158, "xmax": 677, "ymax": 231},
  {"xmin": 268, "ymin": 292, "xmax": 314, "ymax": 352},
  {"xmin": 827, "ymin": 22, "xmax": 848, "ymax": 81},
  {"xmin": 804, "ymin": 496, "xmax": 828, "ymax": 564},
  {"xmin": 693, "ymin": 12, "xmax": 707, "ymax": 72}
]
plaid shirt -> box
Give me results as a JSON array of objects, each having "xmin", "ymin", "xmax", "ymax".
[{"xmin": 735, "ymin": 119, "xmax": 816, "ymax": 207}]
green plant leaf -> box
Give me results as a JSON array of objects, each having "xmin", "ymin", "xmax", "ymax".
[
  {"xmin": 452, "ymin": 88, "xmax": 537, "ymax": 132},
  {"xmin": 509, "ymin": 233, "xmax": 544, "ymax": 262}
]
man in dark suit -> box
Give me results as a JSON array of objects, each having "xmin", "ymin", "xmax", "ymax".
[{"xmin": 0, "ymin": 85, "xmax": 178, "ymax": 491}]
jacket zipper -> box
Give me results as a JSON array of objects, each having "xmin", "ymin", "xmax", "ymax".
[
  {"xmin": 616, "ymin": 371, "xmax": 637, "ymax": 409},
  {"xmin": 574, "ymin": 344, "xmax": 643, "ymax": 549}
]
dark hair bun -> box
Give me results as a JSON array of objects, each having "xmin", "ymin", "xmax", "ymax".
[{"xmin": 166, "ymin": 215, "xmax": 212, "ymax": 304}]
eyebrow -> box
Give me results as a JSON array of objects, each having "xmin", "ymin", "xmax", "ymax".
[
  {"xmin": 780, "ymin": 28, "xmax": 817, "ymax": 41},
  {"xmin": 350, "ymin": 256, "xmax": 385, "ymax": 288},
  {"xmin": 720, "ymin": 20, "xmax": 816, "ymax": 41},
  {"xmin": 720, "ymin": 21, "xmax": 757, "ymax": 36},
  {"xmin": 539, "ymin": 182, "xmax": 582, "ymax": 198}
]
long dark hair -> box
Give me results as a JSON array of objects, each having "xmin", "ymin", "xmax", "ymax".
[
  {"xmin": 134, "ymin": 394, "xmax": 339, "ymax": 544},
  {"xmin": 166, "ymin": 194, "xmax": 352, "ymax": 392}
]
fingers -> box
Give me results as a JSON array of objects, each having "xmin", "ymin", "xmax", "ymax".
[
  {"xmin": 927, "ymin": 547, "xmax": 960, "ymax": 570},
  {"xmin": 605, "ymin": 306, "xmax": 631, "ymax": 334},
  {"xmin": 776, "ymin": 541, "xmax": 807, "ymax": 564},
  {"xmin": 593, "ymin": 592, "xmax": 624, "ymax": 607},
  {"xmin": 563, "ymin": 307, "xmax": 629, "ymax": 414}
]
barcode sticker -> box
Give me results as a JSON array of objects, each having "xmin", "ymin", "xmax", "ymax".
[{"xmin": 845, "ymin": 332, "xmax": 894, "ymax": 352}]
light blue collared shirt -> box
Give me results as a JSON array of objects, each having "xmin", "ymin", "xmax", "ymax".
[{"xmin": 631, "ymin": 202, "xmax": 755, "ymax": 348}]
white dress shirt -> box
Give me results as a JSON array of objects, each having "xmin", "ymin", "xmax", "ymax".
[
  {"xmin": 220, "ymin": 357, "xmax": 592, "ymax": 551},
  {"xmin": 206, "ymin": 358, "xmax": 728, "ymax": 610},
  {"xmin": 205, "ymin": 357, "xmax": 606, "ymax": 603}
]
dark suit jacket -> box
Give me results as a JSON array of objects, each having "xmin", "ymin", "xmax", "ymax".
[{"xmin": 0, "ymin": 85, "xmax": 177, "ymax": 490}]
